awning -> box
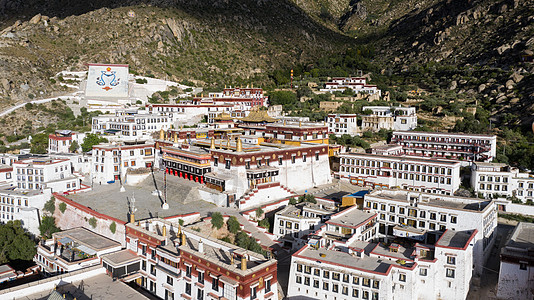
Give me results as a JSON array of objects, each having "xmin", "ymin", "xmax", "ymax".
[
  {"xmin": 121, "ymin": 272, "xmax": 142, "ymax": 283},
  {"xmin": 220, "ymin": 275, "xmax": 239, "ymax": 287},
  {"xmin": 76, "ymin": 244, "xmax": 97, "ymax": 256},
  {"xmin": 58, "ymin": 237, "xmax": 73, "ymax": 245}
]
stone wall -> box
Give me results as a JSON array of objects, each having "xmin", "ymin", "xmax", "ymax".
[{"xmin": 52, "ymin": 193, "xmax": 127, "ymax": 246}]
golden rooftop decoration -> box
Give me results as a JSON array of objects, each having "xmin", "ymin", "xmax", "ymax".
[
  {"xmin": 236, "ymin": 138, "xmax": 243, "ymax": 152},
  {"xmin": 240, "ymin": 110, "xmax": 276, "ymax": 123},
  {"xmin": 210, "ymin": 137, "xmax": 216, "ymax": 149},
  {"xmin": 214, "ymin": 112, "xmax": 232, "ymax": 121},
  {"xmin": 159, "ymin": 129, "xmax": 164, "ymax": 140}
]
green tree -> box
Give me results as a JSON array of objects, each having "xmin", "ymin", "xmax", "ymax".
[
  {"xmin": 296, "ymin": 86, "xmax": 313, "ymax": 99},
  {"xmin": 39, "ymin": 216, "xmax": 60, "ymax": 239},
  {"xmin": 0, "ymin": 220, "xmax": 37, "ymax": 264},
  {"xmin": 268, "ymin": 91, "xmax": 298, "ymax": 107},
  {"xmin": 69, "ymin": 140, "xmax": 79, "ymax": 153},
  {"xmin": 30, "ymin": 133, "xmax": 49, "ymax": 154},
  {"xmin": 44, "ymin": 197, "xmax": 55, "ymax": 214},
  {"xmin": 211, "ymin": 212, "xmax": 224, "ymax": 229},
  {"xmin": 59, "ymin": 202, "xmax": 67, "ymax": 214},
  {"xmin": 227, "ymin": 216, "xmax": 241, "ymax": 234},
  {"xmin": 81, "ymin": 133, "xmax": 108, "ymax": 152}
]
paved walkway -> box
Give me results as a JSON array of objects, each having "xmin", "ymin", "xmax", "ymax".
[{"xmin": 0, "ymin": 94, "xmax": 76, "ymax": 118}]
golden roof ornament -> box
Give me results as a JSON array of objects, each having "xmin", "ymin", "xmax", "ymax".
[
  {"xmin": 236, "ymin": 138, "xmax": 243, "ymax": 152},
  {"xmin": 159, "ymin": 129, "xmax": 164, "ymax": 140},
  {"xmin": 210, "ymin": 137, "xmax": 216, "ymax": 149}
]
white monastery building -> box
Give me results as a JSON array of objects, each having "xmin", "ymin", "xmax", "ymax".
[
  {"xmin": 273, "ymin": 198, "xmax": 337, "ymax": 251},
  {"xmin": 471, "ymin": 162, "xmax": 534, "ymax": 204},
  {"xmin": 327, "ymin": 114, "xmax": 360, "ymax": 137},
  {"xmin": 497, "ymin": 222, "xmax": 534, "ymax": 300},
  {"xmin": 287, "ymin": 190, "xmax": 497, "ymax": 300},
  {"xmin": 48, "ymin": 130, "xmax": 85, "ymax": 154},
  {"xmin": 361, "ymin": 106, "xmax": 418, "ymax": 132},
  {"xmin": 35, "ymin": 227, "xmax": 121, "ymax": 275},
  {"xmin": 320, "ymin": 77, "xmax": 381, "ymax": 96},
  {"xmin": 390, "ymin": 131, "xmax": 497, "ymax": 163},
  {"xmin": 338, "ymin": 153, "xmax": 461, "ymax": 195},
  {"xmin": 91, "ymin": 142, "xmax": 155, "ymax": 184}
]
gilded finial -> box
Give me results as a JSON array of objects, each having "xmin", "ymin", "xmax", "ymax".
[
  {"xmin": 236, "ymin": 138, "xmax": 243, "ymax": 152},
  {"xmin": 210, "ymin": 137, "xmax": 216, "ymax": 149}
]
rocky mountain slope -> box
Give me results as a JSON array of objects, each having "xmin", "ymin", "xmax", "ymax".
[
  {"xmin": 0, "ymin": 0, "xmax": 533, "ymax": 127},
  {"xmin": 295, "ymin": 0, "xmax": 534, "ymax": 126},
  {"xmin": 0, "ymin": 0, "xmax": 353, "ymax": 107}
]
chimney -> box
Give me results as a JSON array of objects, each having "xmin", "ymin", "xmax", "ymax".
[
  {"xmin": 236, "ymin": 138, "xmax": 243, "ymax": 152},
  {"xmin": 198, "ymin": 239, "xmax": 204, "ymax": 254},
  {"xmin": 241, "ymin": 254, "xmax": 247, "ymax": 271}
]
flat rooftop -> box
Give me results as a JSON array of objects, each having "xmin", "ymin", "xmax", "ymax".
[
  {"xmin": 94, "ymin": 142, "xmax": 153, "ymax": 149},
  {"xmin": 370, "ymin": 243, "xmax": 415, "ymax": 261},
  {"xmin": 278, "ymin": 203, "xmax": 334, "ymax": 219},
  {"xmin": 327, "ymin": 207, "xmax": 375, "ymax": 228},
  {"xmin": 178, "ymin": 228, "xmax": 276, "ymax": 275},
  {"xmin": 0, "ymin": 186, "xmax": 43, "ymax": 197},
  {"xmin": 297, "ymin": 245, "xmax": 398, "ymax": 275},
  {"xmin": 368, "ymin": 190, "xmax": 491, "ymax": 212},
  {"xmin": 435, "ymin": 230, "xmax": 474, "ymax": 249},
  {"xmin": 11, "ymin": 272, "xmax": 147, "ymax": 300},
  {"xmin": 54, "ymin": 227, "xmax": 120, "ymax": 251},
  {"xmin": 340, "ymin": 152, "xmax": 460, "ymax": 166},
  {"xmin": 393, "ymin": 130, "xmax": 496, "ymax": 138},
  {"xmin": 506, "ymin": 222, "xmax": 534, "ymax": 250},
  {"xmin": 68, "ymin": 171, "xmax": 215, "ymax": 222},
  {"xmin": 102, "ymin": 249, "xmax": 141, "ymax": 267}
]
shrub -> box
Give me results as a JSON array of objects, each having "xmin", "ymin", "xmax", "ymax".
[
  {"xmin": 39, "ymin": 216, "xmax": 60, "ymax": 239},
  {"xmin": 109, "ymin": 221, "xmax": 116, "ymax": 234},
  {"xmin": 305, "ymin": 194, "xmax": 317, "ymax": 204},
  {"xmin": 219, "ymin": 236, "xmax": 232, "ymax": 243},
  {"xmin": 211, "ymin": 212, "xmax": 224, "ymax": 229},
  {"xmin": 255, "ymin": 207, "xmax": 264, "ymax": 219},
  {"xmin": 89, "ymin": 217, "xmax": 97, "ymax": 228},
  {"xmin": 288, "ymin": 197, "xmax": 297, "ymax": 205},
  {"xmin": 258, "ymin": 218, "xmax": 270, "ymax": 229},
  {"xmin": 59, "ymin": 202, "xmax": 67, "ymax": 213},
  {"xmin": 44, "ymin": 197, "xmax": 55, "ymax": 214},
  {"xmin": 227, "ymin": 216, "xmax": 241, "ymax": 234}
]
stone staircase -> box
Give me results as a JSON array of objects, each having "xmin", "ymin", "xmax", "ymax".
[{"xmin": 238, "ymin": 182, "xmax": 295, "ymax": 210}]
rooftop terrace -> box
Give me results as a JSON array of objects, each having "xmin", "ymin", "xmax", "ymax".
[{"xmin": 435, "ymin": 229, "xmax": 475, "ymax": 249}]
